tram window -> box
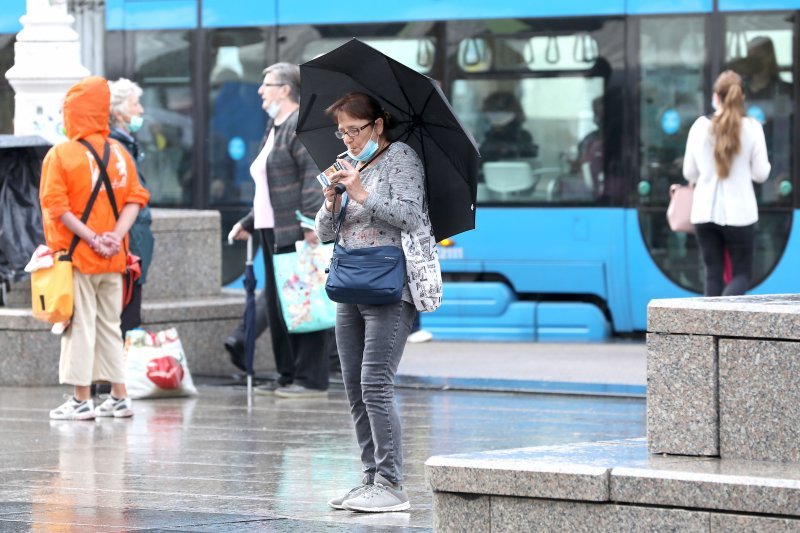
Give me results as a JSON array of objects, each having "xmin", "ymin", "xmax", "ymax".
[
  {"xmin": 131, "ymin": 31, "xmax": 194, "ymax": 206},
  {"xmin": 726, "ymin": 14, "xmax": 794, "ymax": 208},
  {"xmin": 452, "ymin": 76, "xmax": 606, "ymax": 205},
  {"xmin": 301, "ymin": 38, "xmax": 436, "ymax": 73},
  {"xmin": 638, "ymin": 17, "xmax": 705, "ymax": 206},
  {"xmin": 457, "ymin": 34, "xmax": 600, "ymax": 73},
  {"xmin": 207, "ymin": 29, "xmax": 269, "ymax": 207},
  {"xmin": 637, "ymin": 17, "xmax": 706, "ymax": 292}
]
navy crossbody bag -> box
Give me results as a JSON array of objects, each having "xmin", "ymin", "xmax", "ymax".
[{"xmin": 325, "ymin": 201, "xmax": 406, "ymax": 305}]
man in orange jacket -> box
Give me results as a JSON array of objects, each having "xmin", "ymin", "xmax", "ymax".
[{"xmin": 40, "ymin": 76, "xmax": 150, "ymax": 420}]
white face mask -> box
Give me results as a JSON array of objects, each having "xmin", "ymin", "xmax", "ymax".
[
  {"xmin": 711, "ymin": 94, "xmax": 720, "ymax": 111},
  {"xmin": 486, "ymin": 111, "xmax": 515, "ymax": 127},
  {"xmin": 267, "ymin": 101, "xmax": 280, "ymax": 118}
]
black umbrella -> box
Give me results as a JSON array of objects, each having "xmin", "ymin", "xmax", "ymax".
[
  {"xmin": 243, "ymin": 236, "xmax": 257, "ymax": 408},
  {"xmin": 297, "ymin": 38, "xmax": 480, "ymax": 241}
]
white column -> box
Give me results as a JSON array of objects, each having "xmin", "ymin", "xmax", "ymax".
[{"xmin": 5, "ymin": 0, "xmax": 91, "ymax": 143}]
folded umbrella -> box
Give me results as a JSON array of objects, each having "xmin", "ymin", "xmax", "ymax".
[
  {"xmin": 297, "ymin": 38, "xmax": 480, "ymax": 241},
  {"xmin": 243, "ymin": 236, "xmax": 257, "ymax": 408}
]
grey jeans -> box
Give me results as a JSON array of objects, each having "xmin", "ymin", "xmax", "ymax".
[{"xmin": 336, "ymin": 300, "xmax": 415, "ymax": 486}]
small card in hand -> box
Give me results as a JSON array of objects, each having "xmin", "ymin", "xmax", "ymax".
[{"xmin": 317, "ymin": 161, "xmax": 343, "ymax": 188}]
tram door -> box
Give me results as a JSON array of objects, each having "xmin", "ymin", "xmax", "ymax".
[{"xmin": 633, "ymin": 14, "xmax": 795, "ymax": 311}]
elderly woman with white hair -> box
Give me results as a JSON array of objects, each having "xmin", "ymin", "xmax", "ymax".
[{"xmin": 108, "ymin": 78, "xmax": 154, "ymax": 337}]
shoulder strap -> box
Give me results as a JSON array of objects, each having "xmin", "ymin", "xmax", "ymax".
[
  {"xmin": 65, "ymin": 140, "xmax": 111, "ymax": 260},
  {"xmin": 78, "ymin": 139, "xmax": 119, "ymax": 219},
  {"xmin": 332, "ymin": 198, "xmax": 348, "ymax": 247}
]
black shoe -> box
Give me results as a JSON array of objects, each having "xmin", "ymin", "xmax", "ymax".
[{"xmin": 224, "ymin": 336, "xmax": 246, "ymax": 372}]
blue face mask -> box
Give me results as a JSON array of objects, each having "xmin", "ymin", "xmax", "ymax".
[
  {"xmin": 347, "ymin": 128, "xmax": 379, "ymax": 162},
  {"xmin": 129, "ymin": 115, "xmax": 143, "ymax": 133}
]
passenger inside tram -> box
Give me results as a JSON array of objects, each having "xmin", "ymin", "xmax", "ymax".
[
  {"xmin": 735, "ymin": 36, "xmax": 792, "ymax": 203},
  {"xmin": 479, "ymin": 91, "xmax": 538, "ymax": 164},
  {"xmin": 571, "ymin": 95, "xmax": 604, "ymax": 197},
  {"xmin": 479, "ymin": 90, "xmax": 540, "ymax": 200}
]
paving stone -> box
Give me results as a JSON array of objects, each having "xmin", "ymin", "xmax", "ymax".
[{"xmin": 0, "ymin": 384, "xmax": 646, "ymax": 530}]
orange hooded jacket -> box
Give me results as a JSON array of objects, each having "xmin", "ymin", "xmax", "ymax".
[{"xmin": 39, "ymin": 76, "xmax": 150, "ymax": 275}]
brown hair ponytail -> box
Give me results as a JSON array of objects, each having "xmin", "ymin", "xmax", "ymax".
[{"xmin": 711, "ymin": 70, "xmax": 746, "ymax": 179}]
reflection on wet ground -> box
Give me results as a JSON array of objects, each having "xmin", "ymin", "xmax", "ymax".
[{"xmin": 0, "ymin": 384, "xmax": 645, "ymax": 531}]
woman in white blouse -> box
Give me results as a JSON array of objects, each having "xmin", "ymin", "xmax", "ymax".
[{"xmin": 683, "ymin": 70, "xmax": 771, "ymax": 296}]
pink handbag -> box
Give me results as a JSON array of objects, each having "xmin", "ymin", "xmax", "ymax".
[{"xmin": 666, "ymin": 184, "xmax": 694, "ymax": 233}]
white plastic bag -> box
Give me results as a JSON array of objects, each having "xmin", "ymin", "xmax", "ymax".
[{"xmin": 124, "ymin": 328, "xmax": 198, "ymax": 399}]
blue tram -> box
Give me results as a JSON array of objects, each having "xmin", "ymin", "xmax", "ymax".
[{"xmin": 1, "ymin": 0, "xmax": 797, "ymax": 341}]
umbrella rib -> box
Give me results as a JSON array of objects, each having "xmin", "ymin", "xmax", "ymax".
[{"xmin": 416, "ymin": 122, "xmax": 471, "ymax": 187}]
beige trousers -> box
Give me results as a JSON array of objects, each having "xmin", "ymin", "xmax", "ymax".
[{"xmin": 59, "ymin": 270, "xmax": 125, "ymax": 386}]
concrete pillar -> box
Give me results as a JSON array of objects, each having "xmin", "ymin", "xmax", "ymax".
[{"xmin": 5, "ymin": 0, "xmax": 91, "ymax": 143}]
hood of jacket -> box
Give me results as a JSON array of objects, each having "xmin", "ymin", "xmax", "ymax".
[{"xmin": 63, "ymin": 76, "xmax": 110, "ymax": 141}]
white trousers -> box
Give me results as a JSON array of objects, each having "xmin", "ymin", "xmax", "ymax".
[{"xmin": 59, "ymin": 270, "xmax": 125, "ymax": 386}]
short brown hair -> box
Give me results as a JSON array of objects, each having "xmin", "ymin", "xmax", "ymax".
[{"xmin": 326, "ymin": 92, "xmax": 397, "ymax": 130}]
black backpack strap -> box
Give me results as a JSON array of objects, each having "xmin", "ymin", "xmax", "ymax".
[
  {"xmin": 64, "ymin": 140, "xmax": 111, "ymax": 260},
  {"xmin": 78, "ymin": 139, "xmax": 119, "ymax": 219}
]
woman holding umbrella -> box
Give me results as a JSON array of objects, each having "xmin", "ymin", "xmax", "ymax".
[{"xmin": 315, "ymin": 92, "xmax": 424, "ymax": 513}]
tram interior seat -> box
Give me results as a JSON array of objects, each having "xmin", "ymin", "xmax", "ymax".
[{"xmin": 483, "ymin": 161, "xmax": 535, "ymax": 200}]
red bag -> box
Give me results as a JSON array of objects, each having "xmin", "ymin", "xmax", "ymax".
[
  {"xmin": 723, "ymin": 249, "xmax": 733, "ymax": 285},
  {"xmin": 123, "ymin": 253, "xmax": 142, "ymax": 308}
]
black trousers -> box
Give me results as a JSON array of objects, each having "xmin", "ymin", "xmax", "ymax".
[
  {"xmin": 261, "ymin": 229, "xmax": 330, "ymax": 390},
  {"xmin": 694, "ymin": 222, "xmax": 756, "ymax": 297}
]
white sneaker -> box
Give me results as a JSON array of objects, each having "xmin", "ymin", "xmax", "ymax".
[
  {"xmin": 407, "ymin": 329, "xmax": 433, "ymax": 344},
  {"xmin": 50, "ymin": 396, "xmax": 95, "ymax": 420},
  {"xmin": 94, "ymin": 395, "xmax": 134, "ymax": 418},
  {"xmin": 343, "ymin": 474, "xmax": 410, "ymax": 512}
]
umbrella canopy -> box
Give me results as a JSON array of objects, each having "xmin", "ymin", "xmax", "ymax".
[{"xmin": 297, "ymin": 39, "xmax": 480, "ymax": 241}]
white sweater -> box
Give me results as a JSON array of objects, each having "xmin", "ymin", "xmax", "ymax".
[{"xmin": 682, "ymin": 115, "xmax": 771, "ymax": 226}]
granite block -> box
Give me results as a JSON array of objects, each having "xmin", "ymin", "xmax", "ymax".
[
  {"xmin": 711, "ymin": 514, "xmax": 800, "ymax": 532},
  {"xmin": 146, "ymin": 226, "xmax": 220, "ymax": 300},
  {"xmin": 648, "ymin": 294, "xmax": 800, "ymax": 340},
  {"xmin": 611, "ymin": 458, "xmax": 800, "ymax": 516},
  {"xmin": 4, "ymin": 278, "xmax": 30, "ymax": 309},
  {"xmin": 719, "ymin": 339, "xmax": 800, "ymax": 463},
  {"xmin": 150, "ymin": 208, "xmax": 220, "ymax": 232},
  {"xmin": 141, "ymin": 295, "xmax": 245, "ymax": 323},
  {"xmin": 432, "ymin": 492, "xmax": 490, "ymax": 533},
  {"xmin": 426, "ymin": 440, "xmax": 672, "ymax": 502},
  {"xmin": 490, "ymin": 497, "xmax": 708, "ymax": 533},
  {"xmin": 0, "ymin": 330, "xmax": 60, "ymax": 386},
  {"xmin": 647, "ymin": 333, "xmax": 718, "ymax": 456},
  {"xmin": 0, "ymin": 296, "xmax": 270, "ymax": 384},
  {"xmin": 0, "ymin": 309, "xmax": 53, "ymax": 331},
  {"xmin": 426, "ymin": 456, "xmax": 609, "ymax": 502}
]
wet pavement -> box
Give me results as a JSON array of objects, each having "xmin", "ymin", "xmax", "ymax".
[{"xmin": 0, "ymin": 383, "xmax": 645, "ymax": 531}]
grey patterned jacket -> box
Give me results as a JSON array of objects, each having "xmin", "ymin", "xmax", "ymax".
[{"xmin": 315, "ymin": 142, "xmax": 425, "ymax": 304}]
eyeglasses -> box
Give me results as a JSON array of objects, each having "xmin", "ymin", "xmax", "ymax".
[
  {"xmin": 262, "ymin": 83, "xmax": 285, "ymax": 88},
  {"xmin": 335, "ymin": 122, "xmax": 373, "ymax": 139}
]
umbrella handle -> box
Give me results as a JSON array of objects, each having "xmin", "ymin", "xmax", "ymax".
[{"xmin": 246, "ymin": 235, "xmax": 254, "ymax": 265}]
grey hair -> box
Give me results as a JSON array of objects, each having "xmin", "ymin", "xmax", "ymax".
[
  {"xmin": 263, "ymin": 62, "xmax": 300, "ymax": 103},
  {"xmin": 108, "ymin": 78, "xmax": 143, "ymax": 125}
]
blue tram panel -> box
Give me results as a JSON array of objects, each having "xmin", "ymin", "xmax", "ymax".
[{"xmin": 18, "ymin": 0, "xmax": 791, "ymax": 343}]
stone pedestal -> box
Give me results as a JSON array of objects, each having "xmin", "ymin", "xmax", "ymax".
[
  {"xmin": 0, "ymin": 208, "xmax": 274, "ymax": 385},
  {"xmin": 5, "ymin": 0, "xmax": 90, "ymax": 143},
  {"xmin": 426, "ymin": 294, "xmax": 800, "ymax": 531}
]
